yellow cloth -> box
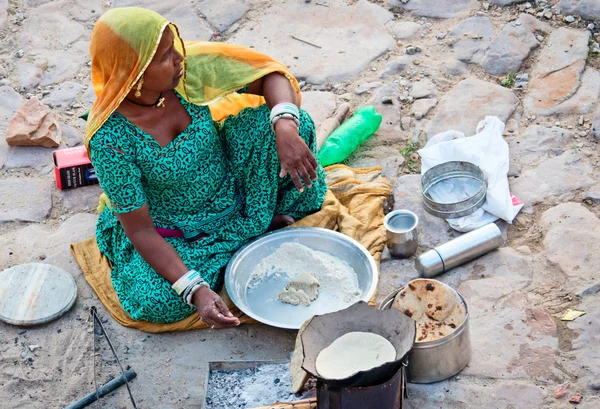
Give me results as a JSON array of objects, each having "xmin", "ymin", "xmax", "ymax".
[
  {"xmin": 71, "ymin": 166, "xmax": 391, "ymax": 333},
  {"xmin": 86, "ymin": 7, "xmax": 300, "ymax": 148}
]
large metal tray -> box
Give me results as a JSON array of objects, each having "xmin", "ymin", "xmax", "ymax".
[{"xmin": 225, "ymin": 228, "xmax": 378, "ymax": 330}]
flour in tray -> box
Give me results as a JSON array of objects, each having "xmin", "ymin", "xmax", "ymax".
[{"xmin": 249, "ymin": 242, "xmax": 361, "ymax": 305}]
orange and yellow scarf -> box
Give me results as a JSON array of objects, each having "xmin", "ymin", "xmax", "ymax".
[{"xmin": 85, "ymin": 7, "xmax": 301, "ymax": 148}]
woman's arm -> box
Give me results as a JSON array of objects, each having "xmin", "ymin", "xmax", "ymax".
[
  {"xmin": 117, "ymin": 205, "xmax": 240, "ymax": 328},
  {"xmin": 244, "ymin": 72, "xmax": 318, "ymax": 192}
]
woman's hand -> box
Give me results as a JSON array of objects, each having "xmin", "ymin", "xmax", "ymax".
[
  {"xmin": 193, "ymin": 287, "xmax": 240, "ymax": 328},
  {"xmin": 275, "ymin": 119, "xmax": 318, "ymax": 192}
]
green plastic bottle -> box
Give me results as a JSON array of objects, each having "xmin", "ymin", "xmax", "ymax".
[{"xmin": 318, "ymin": 105, "xmax": 382, "ymax": 167}]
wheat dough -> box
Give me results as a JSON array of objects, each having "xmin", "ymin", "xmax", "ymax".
[
  {"xmin": 277, "ymin": 272, "xmax": 321, "ymax": 306},
  {"xmin": 315, "ymin": 332, "xmax": 396, "ymax": 380},
  {"xmin": 392, "ymin": 279, "xmax": 466, "ymax": 342}
]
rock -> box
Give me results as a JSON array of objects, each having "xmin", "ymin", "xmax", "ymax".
[
  {"xmin": 524, "ymin": 28, "xmax": 591, "ymax": 116},
  {"xmin": 0, "ymin": 86, "xmax": 22, "ymax": 167},
  {"xmin": 511, "ymin": 150, "xmax": 594, "ymax": 206},
  {"xmin": 568, "ymin": 293, "xmax": 600, "ymax": 394},
  {"xmin": 584, "ymin": 185, "xmax": 600, "ymax": 205},
  {"xmin": 58, "ymin": 184, "xmax": 103, "ymax": 213},
  {"xmin": 42, "ymin": 82, "xmax": 85, "ymax": 109},
  {"xmin": 564, "ymin": 15, "xmax": 576, "ymax": 23},
  {"xmin": 561, "ymin": 0, "xmax": 600, "ymax": 20},
  {"xmin": 113, "ymin": 0, "xmax": 213, "ymax": 40},
  {"xmin": 481, "ymin": 14, "xmax": 550, "ymax": 76},
  {"xmin": 405, "ymin": 46, "xmax": 419, "ymax": 55},
  {"xmin": 0, "ymin": 178, "xmax": 53, "ymax": 222},
  {"xmin": 447, "ymin": 16, "xmax": 495, "ymax": 63},
  {"xmin": 21, "ymin": 3, "xmax": 86, "ymax": 48},
  {"xmin": 380, "ymin": 56, "xmax": 412, "ymax": 79},
  {"xmin": 411, "ymin": 98, "xmax": 437, "ymax": 118},
  {"xmin": 369, "ymin": 84, "xmax": 403, "ymax": 142},
  {"xmin": 68, "ymin": 0, "xmax": 104, "ymax": 22},
  {"xmin": 16, "ymin": 63, "xmax": 43, "ymax": 90},
  {"xmin": 233, "ymin": 0, "xmax": 395, "ymax": 84},
  {"xmin": 389, "ymin": 0, "xmax": 479, "ymax": 19},
  {"xmin": 15, "ymin": 49, "xmax": 24, "ymax": 59},
  {"xmin": 5, "ymin": 97, "xmax": 61, "ymax": 148},
  {"xmin": 445, "ymin": 59, "xmax": 468, "ymax": 75},
  {"xmin": 541, "ymin": 203, "xmax": 600, "ymax": 292},
  {"xmin": 195, "ymin": 0, "xmax": 251, "ymax": 33},
  {"xmin": 0, "ymin": 0, "xmax": 7, "ymax": 29},
  {"xmin": 507, "ymin": 126, "xmax": 576, "ymax": 166},
  {"xmin": 39, "ymin": 41, "xmax": 90, "ymax": 86},
  {"xmin": 393, "ymin": 175, "xmax": 456, "ymax": 248},
  {"xmin": 354, "ymin": 82, "xmax": 382, "ymax": 95},
  {"xmin": 349, "ymin": 145, "xmax": 405, "ymax": 181},
  {"xmin": 401, "ymin": 116, "xmax": 411, "ymax": 130},
  {"xmin": 425, "ymin": 78, "xmax": 519, "ymax": 139},
  {"xmin": 59, "ymin": 124, "xmax": 82, "ymax": 148},
  {"xmin": 385, "ymin": 21, "xmax": 421, "ymax": 39},
  {"xmin": 4, "ymin": 146, "xmax": 56, "ymax": 174},
  {"xmin": 301, "ymin": 91, "xmax": 336, "ymax": 129},
  {"xmin": 533, "ymin": 68, "xmax": 600, "ymax": 116},
  {"xmin": 492, "ymin": 0, "xmax": 524, "ymax": 4},
  {"xmin": 594, "ymin": 107, "xmax": 600, "ymax": 139},
  {"xmin": 376, "ymin": 258, "xmax": 418, "ymax": 305},
  {"xmin": 410, "ymin": 79, "xmax": 437, "ymax": 99}
]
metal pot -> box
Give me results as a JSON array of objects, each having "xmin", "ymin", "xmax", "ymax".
[{"xmin": 379, "ymin": 288, "xmax": 471, "ymax": 384}]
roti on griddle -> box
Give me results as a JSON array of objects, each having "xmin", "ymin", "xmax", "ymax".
[{"xmin": 392, "ymin": 279, "xmax": 466, "ymax": 342}]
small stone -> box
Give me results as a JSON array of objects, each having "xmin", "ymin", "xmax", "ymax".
[
  {"xmin": 564, "ymin": 15, "xmax": 575, "ymax": 23},
  {"xmin": 516, "ymin": 73, "xmax": 529, "ymax": 82},
  {"xmin": 406, "ymin": 46, "xmax": 419, "ymax": 55},
  {"xmin": 5, "ymin": 97, "xmax": 62, "ymax": 148},
  {"xmin": 579, "ymin": 116, "xmax": 584, "ymax": 126},
  {"xmin": 354, "ymin": 82, "xmax": 382, "ymax": 95},
  {"xmin": 483, "ymin": 2, "xmax": 490, "ymax": 11},
  {"xmin": 568, "ymin": 395, "xmax": 582, "ymax": 404},
  {"xmin": 536, "ymin": 35, "xmax": 545, "ymax": 42},
  {"xmin": 381, "ymin": 96, "xmax": 394, "ymax": 104},
  {"xmin": 544, "ymin": 11, "xmax": 553, "ymax": 19},
  {"xmin": 15, "ymin": 49, "xmax": 24, "ymax": 58},
  {"xmin": 588, "ymin": 24, "xmax": 595, "ymax": 31},
  {"xmin": 414, "ymin": 111, "xmax": 424, "ymax": 120},
  {"xmin": 20, "ymin": 351, "xmax": 27, "ymax": 359},
  {"xmin": 436, "ymin": 32, "xmax": 447, "ymax": 39},
  {"xmin": 0, "ymin": 79, "xmax": 10, "ymax": 86},
  {"xmin": 555, "ymin": 122, "xmax": 561, "ymax": 127},
  {"xmin": 28, "ymin": 345, "xmax": 41, "ymax": 352},
  {"xmin": 401, "ymin": 116, "xmax": 412, "ymax": 130}
]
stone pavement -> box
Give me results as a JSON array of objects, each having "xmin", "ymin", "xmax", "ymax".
[{"xmin": 0, "ymin": 0, "xmax": 599, "ymax": 407}]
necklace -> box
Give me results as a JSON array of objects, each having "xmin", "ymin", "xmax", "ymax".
[{"xmin": 125, "ymin": 93, "xmax": 166, "ymax": 108}]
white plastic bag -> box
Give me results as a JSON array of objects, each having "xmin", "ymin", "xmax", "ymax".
[{"xmin": 418, "ymin": 116, "xmax": 523, "ymax": 232}]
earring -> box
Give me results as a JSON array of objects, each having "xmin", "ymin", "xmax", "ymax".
[{"xmin": 135, "ymin": 76, "xmax": 144, "ymax": 98}]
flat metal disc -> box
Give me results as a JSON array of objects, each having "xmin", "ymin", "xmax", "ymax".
[{"xmin": 0, "ymin": 263, "xmax": 77, "ymax": 326}]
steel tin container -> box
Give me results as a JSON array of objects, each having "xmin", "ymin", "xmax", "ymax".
[
  {"xmin": 379, "ymin": 288, "xmax": 471, "ymax": 384},
  {"xmin": 415, "ymin": 223, "xmax": 504, "ymax": 278},
  {"xmin": 421, "ymin": 161, "xmax": 487, "ymax": 219},
  {"xmin": 384, "ymin": 210, "xmax": 419, "ymax": 258}
]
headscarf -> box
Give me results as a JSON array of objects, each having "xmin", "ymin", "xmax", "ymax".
[{"xmin": 85, "ymin": 7, "xmax": 301, "ymax": 148}]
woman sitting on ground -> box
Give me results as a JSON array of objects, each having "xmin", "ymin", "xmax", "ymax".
[{"xmin": 86, "ymin": 7, "xmax": 327, "ymax": 328}]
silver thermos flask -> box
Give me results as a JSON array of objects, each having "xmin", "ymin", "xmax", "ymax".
[{"xmin": 415, "ymin": 223, "xmax": 505, "ymax": 277}]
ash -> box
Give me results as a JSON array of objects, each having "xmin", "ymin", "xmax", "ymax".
[{"xmin": 205, "ymin": 363, "xmax": 298, "ymax": 408}]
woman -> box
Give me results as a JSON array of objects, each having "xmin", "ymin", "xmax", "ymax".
[{"xmin": 86, "ymin": 7, "xmax": 327, "ymax": 328}]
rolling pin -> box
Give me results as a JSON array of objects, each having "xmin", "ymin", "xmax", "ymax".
[
  {"xmin": 316, "ymin": 103, "xmax": 350, "ymax": 150},
  {"xmin": 249, "ymin": 398, "xmax": 317, "ymax": 409}
]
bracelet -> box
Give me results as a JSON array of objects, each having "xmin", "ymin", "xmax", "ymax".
[
  {"xmin": 181, "ymin": 276, "xmax": 205, "ymax": 301},
  {"xmin": 184, "ymin": 281, "xmax": 210, "ymax": 306},
  {"xmin": 172, "ymin": 270, "xmax": 202, "ymax": 296},
  {"xmin": 271, "ymin": 113, "xmax": 300, "ymax": 131}
]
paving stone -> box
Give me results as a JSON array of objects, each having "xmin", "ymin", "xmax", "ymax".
[
  {"xmin": 0, "ymin": 86, "xmax": 22, "ymax": 168},
  {"xmin": 0, "ymin": 213, "xmax": 98, "ymax": 276},
  {"xmin": 60, "ymin": 124, "xmax": 83, "ymax": 148},
  {"xmin": 196, "ymin": 0, "xmax": 251, "ymax": 33},
  {"xmin": 411, "ymin": 98, "xmax": 437, "ymax": 118},
  {"xmin": 113, "ymin": 0, "xmax": 213, "ymax": 41},
  {"xmin": 80, "ymin": 85, "xmax": 96, "ymax": 107},
  {"xmin": 425, "ymin": 78, "xmax": 519, "ymax": 139},
  {"xmin": 569, "ymin": 294, "xmax": 600, "ymax": 392},
  {"xmin": 68, "ymin": 0, "xmax": 104, "ymax": 22},
  {"xmin": 593, "ymin": 106, "xmax": 600, "ymax": 139},
  {"xmin": 507, "ymin": 125, "xmax": 577, "ymax": 167},
  {"xmin": 525, "ymin": 28, "xmax": 591, "ymax": 116},
  {"xmin": 389, "ymin": 0, "xmax": 479, "ymax": 19},
  {"xmin": 0, "ymin": 0, "xmax": 7, "ymax": 29},
  {"xmin": 537, "ymin": 68, "xmax": 600, "ymax": 116},
  {"xmin": 511, "ymin": 150, "xmax": 594, "ymax": 206},
  {"xmin": 300, "ymin": 91, "xmax": 336, "ymax": 129},
  {"xmin": 407, "ymin": 380, "xmax": 547, "ymax": 408},
  {"xmin": 385, "ymin": 21, "xmax": 421, "ymax": 39},
  {"xmin": 376, "ymin": 257, "xmax": 419, "ymax": 306},
  {"xmin": 58, "ymin": 184, "xmax": 103, "ymax": 213},
  {"xmin": 232, "ymin": 0, "xmax": 395, "ymax": 84},
  {"xmin": 354, "ymin": 82, "xmax": 382, "ymax": 95},
  {"xmin": 4, "ymin": 146, "xmax": 56, "ymax": 174},
  {"xmin": 380, "ymin": 56, "xmax": 413, "ymax": 79},
  {"xmin": 38, "ymin": 41, "xmax": 90, "ymax": 87},
  {"xmin": 393, "ymin": 174, "xmax": 457, "ymax": 248},
  {"xmin": 447, "ymin": 16, "xmax": 495, "ymax": 63},
  {"xmin": 0, "ymin": 177, "xmax": 53, "ymax": 222},
  {"xmin": 481, "ymin": 14, "xmax": 549, "ymax": 76},
  {"xmin": 445, "ymin": 59, "xmax": 468, "ymax": 76},
  {"xmin": 541, "ymin": 203, "xmax": 600, "ymax": 294},
  {"xmin": 16, "ymin": 62, "xmax": 43, "ymax": 90},
  {"xmin": 42, "ymin": 82, "xmax": 85, "ymax": 109},
  {"xmin": 370, "ymin": 84, "xmax": 403, "ymax": 143},
  {"xmin": 410, "ymin": 79, "xmax": 437, "ymax": 99},
  {"xmin": 21, "ymin": 3, "xmax": 86, "ymax": 49},
  {"xmin": 349, "ymin": 144, "xmax": 405, "ymax": 182},
  {"xmin": 584, "ymin": 184, "xmax": 600, "ymax": 205},
  {"xmin": 560, "ymin": 0, "xmax": 600, "ymax": 21},
  {"xmin": 23, "ymin": 0, "xmax": 52, "ymax": 5}
]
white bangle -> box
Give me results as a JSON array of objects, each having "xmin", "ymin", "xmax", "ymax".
[
  {"xmin": 185, "ymin": 281, "xmax": 209, "ymax": 306},
  {"xmin": 271, "ymin": 113, "xmax": 300, "ymax": 131},
  {"xmin": 172, "ymin": 270, "xmax": 202, "ymax": 296},
  {"xmin": 270, "ymin": 103, "xmax": 300, "ymax": 132}
]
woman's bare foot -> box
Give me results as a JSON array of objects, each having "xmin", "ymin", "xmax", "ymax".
[{"xmin": 269, "ymin": 215, "xmax": 295, "ymax": 231}]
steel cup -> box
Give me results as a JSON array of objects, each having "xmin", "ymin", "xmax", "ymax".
[{"xmin": 384, "ymin": 210, "xmax": 419, "ymax": 258}]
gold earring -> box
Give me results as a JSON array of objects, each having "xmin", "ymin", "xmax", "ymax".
[{"xmin": 135, "ymin": 76, "xmax": 144, "ymax": 98}]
